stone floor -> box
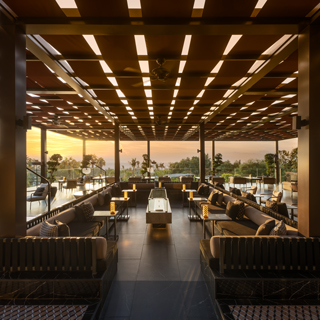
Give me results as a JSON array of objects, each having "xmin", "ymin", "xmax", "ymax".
[{"xmin": 99, "ymin": 202, "xmax": 218, "ymax": 320}]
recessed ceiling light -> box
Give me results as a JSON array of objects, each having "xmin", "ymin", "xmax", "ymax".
[
  {"xmin": 139, "ymin": 60, "xmax": 149, "ymax": 73},
  {"xmin": 173, "ymin": 90, "xmax": 179, "ymax": 97},
  {"xmin": 107, "ymin": 77, "xmax": 118, "ymax": 86},
  {"xmin": 281, "ymin": 78, "xmax": 295, "ymax": 84},
  {"xmin": 83, "ymin": 35, "xmax": 101, "ymax": 55},
  {"xmin": 116, "ymin": 89, "xmax": 125, "ymax": 98},
  {"xmin": 144, "ymin": 89, "xmax": 152, "ymax": 98},
  {"xmin": 134, "ymin": 35, "xmax": 148, "ymax": 55},
  {"xmin": 181, "ymin": 35, "xmax": 192, "ymax": 55},
  {"xmin": 55, "ymin": 0, "xmax": 77, "ymax": 8},
  {"xmin": 255, "ymin": 0, "xmax": 267, "ymax": 9},
  {"xmin": 211, "ymin": 61, "xmax": 224, "ymax": 73},
  {"xmin": 193, "ymin": 0, "xmax": 206, "ymax": 9},
  {"xmin": 223, "ymin": 35, "xmax": 242, "ymax": 55},
  {"xmin": 178, "ymin": 61, "xmax": 186, "ymax": 73},
  {"xmin": 127, "ymin": 0, "xmax": 141, "ymax": 9},
  {"xmin": 204, "ymin": 77, "xmax": 215, "ymax": 86},
  {"xmin": 99, "ymin": 60, "xmax": 112, "ymax": 73},
  {"xmin": 27, "ymin": 93, "xmax": 40, "ymax": 98}
]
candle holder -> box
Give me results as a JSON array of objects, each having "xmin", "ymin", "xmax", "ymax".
[
  {"xmin": 63, "ymin": 176, "xmax": 65, "ymax": 181},
  {"xmin": 182, "ymin": 184, "xmax": 186, "ymax": 191},
  {"xmin": 133, "ymin": 184, "xmax": 136, "ymax": 191},
  {"xmin": 189, "ymin": 191, "xmax": 193, "ymax": 200},
  {"xmin": 202, "ymin": 204, "xmax": 209, "ymax": 219},
  {"xmin": 124, "ymin": 191, "xmax": 128, "ymax": 200},
  {"xmin": 110, "ymin": 202, "xmax": 115, "ymax": 214},
  {"xmin": 159, "ymin": 182, "xmax": 162, "ymax": 188}
]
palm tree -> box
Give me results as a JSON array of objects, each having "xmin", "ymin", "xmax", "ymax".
[
  {"xmin": 129, "ymin": 158, "xmax": 138, "ymax": 176},
  {"xmin": 159, "ymin": 163, "xmax": 165, "ymax": 170}
]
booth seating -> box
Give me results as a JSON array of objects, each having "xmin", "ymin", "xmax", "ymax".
[
  {"xmin": 228, "ymin": 176, "xmax": 247, "ymax": 188},
  {"xmin": 128, "ymin": 176, "xmax": 142, "ymax": 182},
  {"xmin": 260, "ymin": 176, "xmax": 276, "ymax": 188},
  {"xmin": 179, "ymin": 176, "xmax": 194, "ymax": 183},
  {"xmin": 209, "ymin": 176, "xmax": 225, "ymax": 185},
  {"xmin": 159, "ymin": 176, "xmax": 172, "ymax": 182}
]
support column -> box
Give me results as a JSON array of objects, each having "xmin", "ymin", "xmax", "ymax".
[
  {"xmin": 82, "ymin": 139, "xmax": 86, "ymax": 159},
  {"xmin": 298, "ymin": 25, "xmax": 320, "ymax": 236},
  {"xmin": 199, "ymin": 123, "xmax": 205, "ymax": 183},
  {"xmin": 0, "ymin": 12, "xmax": 26, "ymax": 237},
  {"xmin": 274, "ymin": 140, "xmax": 279, "ymax": 185},
  {"xmin": 41, "ymin": 128, "xmax": 47, "ymax": 182},
  {"xmin": 212, "ymin": 140, "xmax": 215, "ymax": 174},
  {"xmin": 147, "ymin": 140, "xmax": 150, "ymax": 178},
  {"xmin": 114, "ymin": 123, "xmax": 120, "ymax": 182}
]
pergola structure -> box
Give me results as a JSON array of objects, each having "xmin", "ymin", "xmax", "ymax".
[{"xmin": 0, "ymin": 1, "xmax": 320, "ymax": 238}]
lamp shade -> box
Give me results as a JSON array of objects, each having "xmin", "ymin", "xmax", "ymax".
[
  {"xmin": 82, "ymin": 168, "xmax": 91, "ymax": 175},
  {"xmin": 133, "ymin": 184, "xmax": 136, "ymax": 191},
  {"xmin": 159, "ymin": 182, "xmax": 162, "ymax": 188},
  {"xmin": 182, "ymin": 184, "xmax": 186, "ymax": 191},
  {"xmin": 124, "ymin": 191, "xmax": 128, "ymax": 200},
  {"xmin": 189, "ymin": 191, "xmax": 193, "ymax": 200},
  {"xmin": 202, "ymin": 204, "xmax": 209, "ymax": 218}
]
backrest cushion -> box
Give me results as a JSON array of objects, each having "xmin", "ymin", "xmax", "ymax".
[
  {"xmin": 207, "ymin": 191, "xmax": 219, "ymax": 205},
  {"xmin": 112, "ymin": 183, "xmax": 122, "ymax": 196},
  {"xmin": 40, "ymin": 220, "xmax": 58, "ymax": 237},
  {"xmin": 34, "ymin": 187, "xmax": 45, "ymax": 196},
  {"xmin": 98, "ymin": 193, "xmax": 105, "ymax": 206},
  {"xmin": 223, "ymin": 194, "xmax": 234, "ymax": 205},
  {"xmin": 75, "ymin": 202, "xmax": 94, "ymax": 222},
  {"xmin": 255, "ymin": 219, "xmax": 275, "ymax": 235},
  {"xmin": 270, "ymin": 220, "xmax": 287, "ymax": 235},
  {"xmin": 266, "ymin": 200, "xmax": 278, "ymax": 212},
  {"xmin": 277, "ymin": 203, "xmax": 289, "ymax": 218},
  {"xmin": 54, "ymin": 219, "xmax": 70, "ymax": 237},
  {"xmin": 217, "ymin": 192, "xmax": 224, "ymax": 206},
  {"xmin": 225, "ymin": 201, "xmax": 239, "ymax": 220},
  {"xmin": 234, "ymin": 200, "xmax": 245, "ymax": 220},
  {"xmin": 271, "ymin": 191, "xmax": 282, "ymax": 202},
  {"xmin": 230, "ymin": 187, "xmax": 241, "ymax": 196}
]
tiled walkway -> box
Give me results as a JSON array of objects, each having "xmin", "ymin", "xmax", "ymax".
[{"xmin": 99, "ymin": 202, "xmax": 218, "ymax": 320}]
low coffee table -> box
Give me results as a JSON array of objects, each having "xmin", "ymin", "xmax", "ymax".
[
  {"xmin": 122, "ymin": 189, "xmax": 137, "ymax": 207},
  {"xmin": 181, "ymin": 189, "xmax": 197, "ymax": 207},
  {"xmin": 188, "ymin": 197, "xmax": 207, "ymax": 221},
  {"xmin": 200, "ymin": 213, "xmax": 232, "ymax": 239},
  {"xmin": 73, "ymin": 189, "xmax": 94, "ymax": 199},
  {"xmin": 93, "ymin": 210, "xmax": 119, "ymax": 241},
  {"xmin": 111, "ymin": 197, "xmax": 130, "ymax": 220}
]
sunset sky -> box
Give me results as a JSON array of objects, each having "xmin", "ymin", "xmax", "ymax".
[{"xmin": 27, "ymin": 127, "xmax": 297, "ymax": 169}]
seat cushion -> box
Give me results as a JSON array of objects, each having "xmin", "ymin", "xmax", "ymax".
[
  {"xmin": 207, "ymin": 191, "xmax": 219, "ymax": 205},
  {"xmin": 216, "ymin": 218, "xmax": 259, "ymax": 236},
  {"xmin": 256, "ymin": 219, "xmax": 275, "ymax": 235},
  {"xmin": 75, "ymin": 202, "xmax": 95, "ymax": 222},
  {"xmin": 54, "ymin": 219, "xmax": 70, "ymax": 237},
  {"xmin": 68, "ymin": 221, "xmax": 101, "ymax": 237},
  {"xmin": 40, "ymin": 220, "xmax": 58, "ymax": 237}
]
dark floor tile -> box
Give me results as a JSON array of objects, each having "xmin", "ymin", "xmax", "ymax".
[
  {"xmin": 178, "ymin": 260, "xmax": 204, "ymax": 282},
  {"xmin": 99, "ymin": 281, "xmax": 136, "ymax": 318},
  {"xmin": 140, "ymin": 244, "xmax": 177, "ymax": 262},
  {"xmin": 175, "ymin": 242, "xmax": 200, "ymax": 260},
  {"xmin": 115, "ymin": 260, "xmax": 140, "ymax": 281},
  {"xmin": 144, "ymin": 225, "xmax": 174, "ymax": 245},
  {"xmin": 130, "ymin": 281, "xmax": 217, "ymax": 320},
  {"xmin": 116, "ymin": 234, "xmax": 145, "ymax": 260}
]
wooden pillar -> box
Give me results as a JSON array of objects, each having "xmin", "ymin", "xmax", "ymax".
[
  {"xmin": 114, "ymin": 123, "xmax": 120, "ymax": 182},
  {"xmin": 147, "ymin": 140, "xmax": 150, "ymax": 177},
  {"xmin": 274, "ymin": 140, "xmax": 279, "ymax": 185},
  {"xmin": 199, "ymin": 123, "xmax": 205, "ymax": 182},
  {"xmin": 41, "ymin": 128, "xmax": 47, "ymax": 181},
  {"xmin": 212, "ymin": 140, "xmax": 215, "ymax": 174},
  {"xmin": 298, "ymin": 25, "xmax": 320, "ymax": 236},
  {"xmin": 0, "ymin": 11, "xmax": 26, "ymax": 237},
  {"xmin": 82, "ymin": 139, "xmax": 86, "ymax": 159}
]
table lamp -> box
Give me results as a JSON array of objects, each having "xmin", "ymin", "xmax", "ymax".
[
  {"xmin": 189, "ymin": 191, "xmax": 193, "ymax": 200},
  {"xmin": 159, "ymin": 182, "xmax": 162, "ymax": 188},
  {"xmin": 182, "ymin": 184, "xmax": 186, "ymax": 191},
  {"xmin": 202, "ymin": 204, "xmax": 209, "ymax": 218},
  {"xmin": 110, "ymin": 202, "xmax": 115, "ymax": 214},
  {"xmin": 133, "ymin": 184, "xmax": 136, "ymax": 191},
  {"xmin": 124, "ymin": 191, "xmax": 128, "ymax": 200}
]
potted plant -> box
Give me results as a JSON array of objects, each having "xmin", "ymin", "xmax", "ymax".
[{"xmin": 47, "ymin": 153, "xmax": 63, "ymax": 198}]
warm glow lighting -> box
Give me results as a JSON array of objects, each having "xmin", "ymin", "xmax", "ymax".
[
  {"xmin": 178, "ymin": 61, "xmax": 186, "ymax": 73},
  {"xmin": 133, "ymin": 184, "xmax": 136, "ymax": 191},
  {"xmin": 57, "ymin": 77, "xmax": 67, "ymax": 83},
  {"xmin": 107, "ymin": 77, "xmax": 118, "ymax": 86},
  {"xmin": 255, "ymin": 0, "xmax": 267, "ymax": 9},
  {"xmin": 211, "ymin": 61, "xmax": 224, "ymax": 73},
  {"xmin": 175, "ymin": 78, "xmax": 181, "ymax": 86},
  {"xmin": 193, "ymin": 0, "xmax": 206, "ymax": 9},
  {"xmin": 204, "ymin": 77, "xmax": 215, "ymax": 86},
  {"xmin": 124, "ymin": 191, "xmax": 128, "ymax": 200},
  {"xmin": 232, "ymin": 77, "xmax": 248, "ymax": 87},
  {"xmin": 223, "ymin": 35, "xmax": 242, "ymax": 55},
  {"xmin": 202, "ymin": 204, "xmax": 209, "ymax": 218},
  {"xmin": 142, "ymin": 77, "xmax": 151, "ymax": 86},
  {"xmin": 173, "ymin": 90, "xmax": 179, "ymax": 97},
  {"xmin": 83, "ymin": 35, "xmax": 101, "ymax": 55},
  {"xmin": 281, "ymin": 78, "xmax": 295, "ymax": 84},
  {"xmin": 247, "ymin": 60, "xmax": 264, "ymax": 74},
  {"xmin": 55, "ymin": 0, "xmax": 77, "ymax": 8},
  {"xmin": 139, "ymin": 61, "xmax": 149, "ymax": 73},
  {"xmin": 181, "ymin": 35, "xmax": 192, "ymax": 55},
  {"xmin": 110, "ymin": 202, "xmax": 115, "ymax": 214},
  {"xmin": 182, "ymin": 184, "xmax": 186, "ymax": 191},
  {"xmin": 159, "ymin": 182, "xmax": 162, "ymax": 188},
  {"xmin": 144, "ymin": 89, "xmax": 152, "ymax": 98},
  {"xmin": 27, "ymin": 93, "xmax": 40, "ymax": 98},
  {"xmin": 197, "ymin": 90, "xmax": 205, "ymax": 98},
  {"xmin": 127, "ymin": 0, "xmax": 141, "ymax": 8},
  {"xmin": 223, "ymin": 90, "xmax": 234, "ymax": 98},
  {"xmin": 262, "ymin": 35, "xmax": 292, "ymax": 55},
  {"xmin": 99, "ymin": 60, "xmax": 112, "ymax": 73},
  {"xmin": 134, "ymin": 35, "xmax": 148, "ymax": 55},
  {"xmin": 116, "ymin": 89, "xmax": 125, "ymax": 98}
]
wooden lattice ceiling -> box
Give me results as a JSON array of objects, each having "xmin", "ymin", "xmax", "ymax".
[{"xmin": 3, "ymin": 0, "xmax": 320, "ymax": 141}]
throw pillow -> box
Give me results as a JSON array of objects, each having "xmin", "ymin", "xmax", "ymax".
[
  {"xmin": 112, "ymin": 184, "xmax": 121, "ymax": 197},
  {"xmin": 229, "ymin": 187, "xmax": 241, "ymax": 196},
  {"xmin": 255, "ymin": 219, "xmax": 276, "ymax": 235},
  {"xmin": 241, "ymin": 191, "xmax": 257, "ymax": 203},
  {"xmin": 207, "ymin": 191, "xmax": 219, "ymax": 205},
  {"xmin": 225, "ymin": 201, "xmax": 239, "ymax": 221},
  {"xmin": 216, "ymin": 192, "xmax": 224, "ymax": 206},
  {"xmin": 75, "ymin": 202, "xmax": 95, "ymax": 222},
  {"xmin": 214, "ymin": 182, "xmax": 225, "ymax": 189},
  {"xmin": 34, "ymin": 187, "xmax": 45, "ymax": 196},
  {"xmin": 54, "ymin": 220, "xmax": 70, "ymax": 237},
  {"xmin": 277, "ymin": 203, "xmax": 289, "ymax": 218},
  {"xmin": 40, "ymin": 220, "xmax": 58, "ymax": 237},
  {"xmin": 104, "ymin": 192, "xmax": 111, "ymax": 206},
  {"xmin": 121, "ymin": 182, "xmax": 129, "ymax": 190},
  {"xmin": 270, "ymin": 220, "xmax": 287, "ymax": 236},
  {"xmin": 98, "ymin": 193, "xmax": 105, "ymax": 206},
  {"xmin": 234, "ymin": 200, "xmax": 245, "ymax": 220},
  {"xmin": 266, "ymin": 200, "xmax": 278, "ymax": 212},
  {"xmin": 197, "ymin": 184, "xmax": 205, "ymax": 195}
]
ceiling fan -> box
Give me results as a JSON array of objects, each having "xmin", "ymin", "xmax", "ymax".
[
  {"xmin": 49, "ymin": 115, "xmax": 69, "ymax": 128},
  {"xmin": 124, "ymin": 58, "xmax": 172, "ymax": 87}
]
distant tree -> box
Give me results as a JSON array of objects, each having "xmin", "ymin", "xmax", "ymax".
[
  {"xmin": 169, "ymin": 154, "xmax": 211, "ymax": 176},
  {"xmin": 212, "ymin": 153, "xmax": 223, "ymax": 175},
  {"xmin": 239, "ymin": 159, "xmax": 267, "ymax": 176},
  {"xmin": 59, "ymin": 157, "xmax": 80, "ymax": 169},
  {"xmin": 47, "ymin": 154, "xmax": 63, "ymax": 183},
  {"xmin": 278, "ymin": 147, "xmax": 298, "ymax": 172},
  {"xmin": 140, "ymin": 154, "xmax": 151, "ymax": 176},
  {"xmin": 218, "ymin": 160, "xmax": 234, "ymax": 174},
  {"xmin": 159, "ymin": 163, "xmax": 165, "ymax": 170},
  {"xmin": 264, "ymin": 153, "xmax": 275, "ymax": 176},
  {"xmin": 129, "ymin": 158, "xmax": 138, "ymax": 176}
]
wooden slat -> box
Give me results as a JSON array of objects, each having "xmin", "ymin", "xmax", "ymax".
[
  {"xmin": 247, "ymin": 238, "xmax": 253, "ymax": 269},
  {"xmin": 239, "ymin": 237, "xmax": 246, "ymax": 270},
  {"xmin": 254, "ymin": 238, "xmax": 261, "ymax": 270},
  {"xmin": 269, "ymin": 237, "xmax": 276, "ymax": 270},
  {"xmin": 283, "ymin": 237, "xmax": 291, "ymax": 270},
  {"xmin": 306, "ymin": 238, "xmax": 313, "ymax": 271},
  {"xmin": 225, "ymin": 238, "xmax": 232, "ymax": 270},
  {"xmin": 291, "ymin": 237, "xmax": 298, "ymax": 271},
  {"xmin": 56, "ymin": 238, "xmax": 63, "ymax": 270},
  {"xmin": 232, "ymin": 237, "xmax": 239, "ymax": 270},
  {"xmin": 19, "ymin": 239, "xmax": 26, "ymax": 271},
  {"xmin": 49, "ymin": 239, "xmax": 56, "ymax": 271},
  {"xmin": 11, "ymin": 239, "xmax": 18, "ymax": 272},
  {"xmin": 299, "ymin": 238, "xmax": 306, "ymax": 270},
  {"xmin": 85, "ymin": 238, "xmax": 92, "ymax": 271},
  {"xmin": 70, "ymin": 239, "xmax": 78, "ymax": 271},
  {"xmin": 314, "ymin": 238, "xmax": 320, "ymax": 271},
  {"xmin": 78, "ymin": 238, "xmax": 85, "ymax": 271},
  {"xmin": 276, "ymin": 238, "xmax": 283, "ymax": 271},
  {"xmin": 27, "ymin": 238, "xmax": 33, "ymax": 271},
  {"xmin": 41, "ymin": 238, "xmax": 48, "ymax": 271},
  {"xmin": 261, "ymin": 238, "xmax": 268, "ymax": 270},
  {"xmin": 34, "ymin": 239, "xmax": 40, "ymax": 271},
  {"xmin": 64, "ymin": 238, "xmax": 70, "ymax": 271}
]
